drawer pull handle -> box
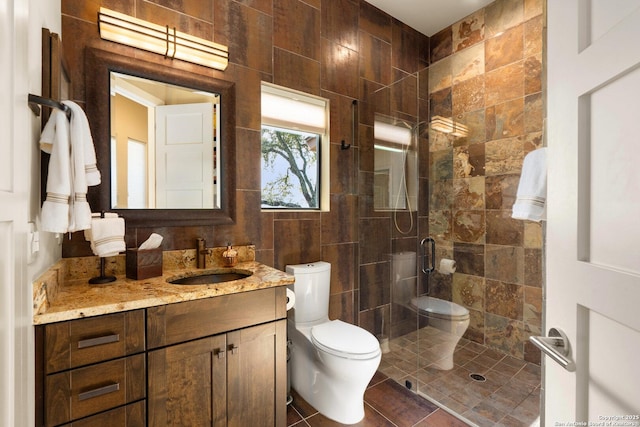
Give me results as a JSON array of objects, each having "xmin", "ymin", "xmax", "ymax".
[
  {"xmin": 230, "ymin": 344, "xmax": 239, "ymax": 355},
  {"xmin": 78, "ymin": 383, "xmax": 120, "ymax": 401},
  {"xmin": 78, "ymin": 334, "xmax": 120, "ymax": 349}
]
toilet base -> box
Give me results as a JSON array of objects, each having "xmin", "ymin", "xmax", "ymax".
[{"xmin": 288, "ymin": 323, "xmax": 380, "ymax": 424}]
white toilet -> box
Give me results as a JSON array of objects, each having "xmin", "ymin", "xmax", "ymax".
[
  {"xmin": 392, "ymin": 252, "xmax": 470, "ymax": 370},
  {"xmin": 286, "ymin": 261, "xmax": 381, "ymax": 425}
]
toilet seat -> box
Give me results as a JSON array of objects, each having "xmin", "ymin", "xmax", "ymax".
[
  {"xmin": 311, "ymin": 320, "xmax": 381, "ymax": 360},
  {"xmin": 411, "ymin": 296, "xmax": 470, "ymax": 321}
]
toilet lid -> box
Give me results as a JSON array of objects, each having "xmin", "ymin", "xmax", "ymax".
[
  {"xmin": 410, "ymin": 296, "xmax": 469, "ymax": 320},
  {"xmin": 311, "ymin": 320, "xmax": 381, "ymax": 360}
]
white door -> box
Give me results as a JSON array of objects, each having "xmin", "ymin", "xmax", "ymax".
[
  {"xmin": 545, "ymin": 1, "xmax": 640, "ymax": 424},
  {"xmin": 155, "ymin": 103, "xmax": 214, "ymax": 209}
]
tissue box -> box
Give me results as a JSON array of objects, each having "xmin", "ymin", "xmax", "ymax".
[{"xmin": 126, "ymin": 248, "xmax": 163, "ymax": 280}]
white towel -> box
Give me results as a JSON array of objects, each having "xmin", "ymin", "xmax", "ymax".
[
  {"xmin": 63, "ymin": 101, "xmax": 101, "ymax": 232},
  {"xmin": 40, "ymin": 102, "xmax": 101, "ymax": 233},
  {"xmin": 40, "ymin": 110, "xmax": 72, "ymax": 233},
  {"xmin": 512, "ymin": 147, "xmax": 547, "ymax": 222},
  {"xmin": 85, "ymin": 213, "xmax": 126, "ymax": 257}
]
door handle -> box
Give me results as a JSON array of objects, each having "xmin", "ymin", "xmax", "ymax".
[{"xmin": 529, "ymin": 327, "xmax": 576, "ymax": 372}]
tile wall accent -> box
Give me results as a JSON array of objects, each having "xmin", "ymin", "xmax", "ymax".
[{"xmin": 428, "ymin": 0, "xmax": 545, "ymax": 363}]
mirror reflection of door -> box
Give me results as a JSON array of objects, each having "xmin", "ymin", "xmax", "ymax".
[
  {"xmin": 155, "ymin": 103, "xmax": 214, "ymax": 209},
  {"xmin": 110, "ymin": 72, "xmax": 220, "ymax": 209}
]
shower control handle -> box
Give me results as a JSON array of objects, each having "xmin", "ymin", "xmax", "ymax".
[
  {"xmin": 530, "ymin": 328, "xmax": 576, "ymax": 372},
  {"xmin": 420, "ymin": 237, "xmax": 435, "ymax": 274}
]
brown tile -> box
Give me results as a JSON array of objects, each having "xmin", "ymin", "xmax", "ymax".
[
  {"xmin": 235, "ymin": 128, "xmax": 261, "ymax": 190},
  {"xmin": 454, "ymin": 243, "xmax": 485, "ymax": 276},
  {"xmin": 523, "ymin": 285, "xmax": 542, "ymax": 330},
  {"xmin": 485, "ymin": 0, "xmax": 524, "ymax": 38},
  {"xmin": 454, "ymin": 144, "xmax": 485, "ymax": 178},
  {"xmin": 429, "ymin": 56, "xmax": 453, "ymax": 93},
  {"xmin": 391, "ymin": 73, "xmax": 418, "ymax": 117},
  {"xmin": 274, "ymin": 0, "xmax": 320, "ymax": 60},
  {"xmin": 274, "ymin": 47, "xmax": 321, "ymax": 95},
  {"xmin": 359, "ymin": 31, "xmax": 391, "ymax": 85},
  {"xmin": 524, "ymin": 54, "xmax": 543, "ymax": 95},
  {"xmin": 485, "ymin": 245, "xmax": 524, "ymax": 284},
  {"xmin": 430, "ymin": 89, "xmax": 452, "ymax": 123},
  {"xmin": 452, "ymin": 9, "xmax": 485, "ymax": 53},
  {"xmin": 359, "ymin": 262, "xmax": 390, "ymax": 310},
  {"xmin": 430, "ymin": 26, "xmax": 453, "ymax": 63},
  {"xmin": 289, "ymin": 388, "xmax": 319, "ymax": 418},
  {"xmin": 135, "ymin": 1, "xmax": 215, "ymax": 39},
  {"xmin": 430, "ymin": 179, "xmax": 453, "ymax": 211},
  {"xmin": 359, "ymin": 218, "xmax": 390, "ymax": 263},
  {"xmin": 452, "ymin": 42, "xmax": 485, "ymax": 84},
  {"xmin": 229, "ymin": 1, "xmax": 273, "ymax": 72},
  {"xmin": 329, "ymin": 290, "xmax": 355, "ymax": 324},
  {"xmin": 485, "ymin": 280, "xmax": 524, "ymax": 320},
  {"xmin": 485, "ymin": 61, "xmax": 524, "ymax": 107},
  {"xmin": 453, "ymin": 210, "xmax": 485, "ymax": 243},
  {"xmin": 485, "ymin": 174, "xmax": 520, "ymax": 210},
  {"xmin": 452, "ymin": 75, "xmax": 485, "ymax": 116},
  {"xmin": 322, "ymin": 0, "xmax": 358, "ymax": 49},
  {"xmin": 234, "ymin": 65, "xmax": 269, "ymax": 130},
  {"xmin": 321, "ymin": 194, "xmax": 358, "ymax": 244},
  {"xmin": 485, "ymin": 24, "xmax": 524, "ymax": 72},
  {"xmin": 453, "ymin": 177, "xmax": 485, "ymax": 209},
  {"xmin": 452, "ymin": 273, "xmax": 485, "ymax": 311},
  {"xmin": 524, "ymin": 14, "xmax": 544, "ymax": 57},
  {"xmin": 457, "ymin": 110, "xmax": 486, "ymax": 145},
  {"xmin": 486, "ymin": 210, "xmax": 524, "ymax": 246},
  {"xmin": 321, "ymin": 38, "xmax": 359, "ymax": 98},
  {"xmin": 484, "ymin": 314, "xmax": 525, "ymax": 358},
  {"xmin": 471, "ymin": 400, "xmax": 508, "ymax": 423},
  {"xmin": 485, "ymin": 136, "xmax": 524, "ymax": 176},
  {"xmin": 524, "ymin": 248, "xmax": 542, "ymax": 287},
  {"xmin": 431, "ymin": 149, "xmax": 454, "ymax": 181},
  {"xmin": 307, "ymin": 402, "xmax": 395, "ymax": 426},
  {"xmin": 486, "ymin": 98, "xmax": 525, "ymax": 141},
  {"xmin": 359, "ymin": 0, "xmax": 392, "ymax": 43},
  {"xmin": 322, "ymin": 243, "xmax": 356, "ymax": 294},
  {"xmin": 524, "ymin": 92, "xmax": 543, "ymax": 133},
  {"xmin": 429, "ymin": 210, "xmax": 453, "ymax": 242},
  {"xmin": 392, "ymin": 22, "xmax": 427, "ymax": 73},
  {"xmin": 274, "ymin": 218, "xmax": 322, "ymax": 269},
  {"xmin": 366, "ymin": 379, "xmax": 440, "ymax": 426}
]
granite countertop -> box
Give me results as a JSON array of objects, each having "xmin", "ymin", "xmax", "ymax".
[{"xmin": 33, "ymin": 246, "xmax": 294, "ymax": 325}]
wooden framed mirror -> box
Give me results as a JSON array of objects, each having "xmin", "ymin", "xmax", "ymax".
[{"xmin": 85, "ymin": 48, "xmax": 235, "ymax": 226}]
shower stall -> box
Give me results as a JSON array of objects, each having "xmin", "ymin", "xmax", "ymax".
[{"xmin": 358, "ymin": 25, "xmax": 544, "ymax": 420}]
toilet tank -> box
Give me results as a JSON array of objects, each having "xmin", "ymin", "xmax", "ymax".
[{"xmin": 286, "ymin": 261, "xmax": 331, "ymax": 324}]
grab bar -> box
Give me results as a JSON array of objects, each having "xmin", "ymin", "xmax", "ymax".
[{"xmin": 420, "ymin": 237, "xmax": 435, "ymax": 274}]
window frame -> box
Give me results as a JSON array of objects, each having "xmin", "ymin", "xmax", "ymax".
[{"xmin": 260, "ymin": 82, "xmax": 330, "ymax": 212}]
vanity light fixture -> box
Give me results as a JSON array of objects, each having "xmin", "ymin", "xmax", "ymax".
[
  {"xmin": 430, "ymin": 115, "xmax": 469, "ymax": 137},
  {"xmin": 98, "ymin": 7, "xmax": 228, "ymax": 71}
]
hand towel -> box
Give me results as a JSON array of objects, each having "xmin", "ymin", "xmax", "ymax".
[
  {"xmin": 512, "ymin": 147, "xmax": 547, "ymax": 222},
  {"xmin": 87, "ymin": 214, "xmax": 126, "ymax": 257},
  {"xmin": 40, "ymin": 110, "xmax": 72, "ymax": 233},
  {"xmin": 63, "ymin": 101, "xmax": 101, "ymax": 232}
]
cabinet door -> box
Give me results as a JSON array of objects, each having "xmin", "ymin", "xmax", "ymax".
[
  {"xmin": 227, "ymin": 320, "xmax": 287, "ymax": 427},
  {"xmin": 148, "ymin": 335, "xmax": 227, "ymax": 427}
]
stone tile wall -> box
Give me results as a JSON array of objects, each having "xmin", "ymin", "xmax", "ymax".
[{"xmin": 427, "ymin": 0, "xmax": 545, "ymax": 364}]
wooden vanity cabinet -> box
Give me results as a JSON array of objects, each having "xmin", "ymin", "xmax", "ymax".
[
  {"xmin": 146, "ymin": 287, "xmax": 288, "ymax": 427},
  {"xmin": 38, "ymin": 310, "xmax": 146, "ymax": 427},
  {"xmin": 37, "ymin": 286, "xmax": 288, "ymax": 427}
]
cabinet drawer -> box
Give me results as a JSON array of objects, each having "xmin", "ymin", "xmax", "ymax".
[
  {"xmin": 45, "ymin": 310, "xmax": 145, "ymax": 373},
  {"xmin": 147, "ymin": 287, "xmax": 286, "ymax": 349},
  {"xmin": 45, "ymin": 354, "xmax": 146, "ymax": 426},
  {"xmin": 60, "ymin": 400, "xmax": 145, "ymax": 427}
]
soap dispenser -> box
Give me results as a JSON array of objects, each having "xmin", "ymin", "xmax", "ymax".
[{"xmin": 222, "ymin": 243, "xmax": 238, "ymax": 267}]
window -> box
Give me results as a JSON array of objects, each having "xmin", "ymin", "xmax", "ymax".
[{"xmin": 260, "ymin": 83, "xmax": 329, "ymax": 210}]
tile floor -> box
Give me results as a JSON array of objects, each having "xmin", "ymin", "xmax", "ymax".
[
  {"xmin": 287, "ymin": 371, "xmax": 472, "ymax": 426},
  {"xmin": 287, "ymin": 325, "xmax": 541, "ymax": 426},
  {"xmin": 378, "ymin": 327, "xmax": 541, "ymax": 427}
]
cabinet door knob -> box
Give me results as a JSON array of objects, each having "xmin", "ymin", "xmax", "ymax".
[
  {"xmin": 216, "ymin": 348, "xmax": 225, "ymax": 359},
  {"xmin": 229, "ymin": 344, "xmax": 239, "ymax": 355}
]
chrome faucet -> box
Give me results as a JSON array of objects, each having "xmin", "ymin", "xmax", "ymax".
[{"xmin": 196, "ymin": 238, "xmax": 212, "ymax": 268}]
